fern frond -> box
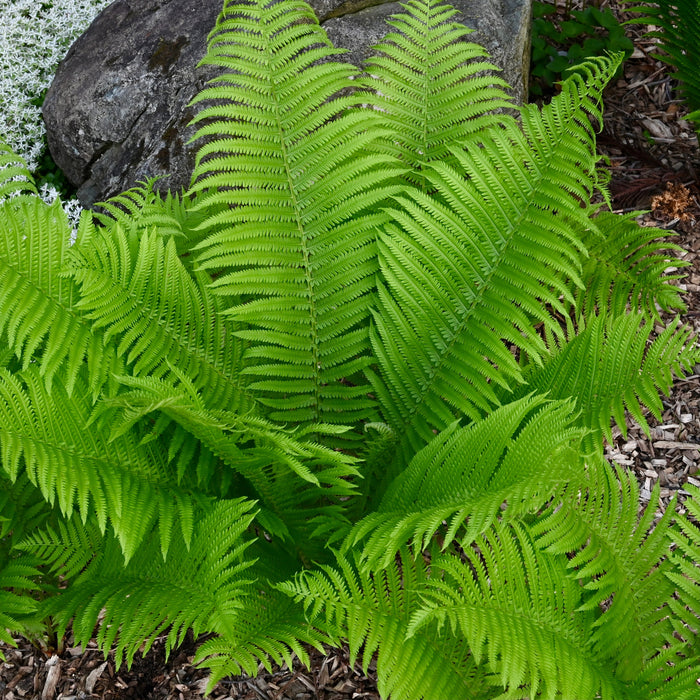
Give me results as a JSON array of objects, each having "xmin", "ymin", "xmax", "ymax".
[
  {"xmin": 91, "ymin": 178, "xmax": 214, "ymax": 256},
  {"xmin": 520, "ymin": 313, "xmax": 700, "ymax": 448},
  {"xmin": 101, "ymin": 371, "xmax": 359, "ymax": 560},
  {"xmin": 625, "ymin": 639, "xmax": 700, "ymax": 700},
  {"xmin": 19, "ymin": 512, "xmax": 104, "ymax": 579},
  {"xmin": 411, "ymin": 523, "xmax": 627, "ymax": 699},
  {"xmin": 42, "ymin": 499, "xmax": 257, "ymax": 669},
  {"xmin": 531, "ymin": 460, "xmax": 675, "ymax": 679},
  {"xmin": 0, "ymin": 471, "xmax": 53, "ymax": 545},
  {"xmin": 574, "ymin": 211, "xmax": 687, "ymax": 320},
  {"xmin": 369, "ymin": 56, "xmax": 621, "ymax": 469},
  {"xmin": 665, "ymin": 484, "xmax": 700, "ymax": 646},
  {"xmin": 68, "ymin": 223, "xmax": 252, "ymax": 413},
  {"xmin": 281, "ymin": 548, "xmax": 494, "ymax": 700},
  {"xmin": 362, "ymin": 0, "xmax": 512, "ymax": 188},
  {"xmin": 0, "ymin": 367, "xmax": 201, "ymax": 561},
  {"xmin": 346, "ymin": 395, "xmax": 584, "ymax": 568},
  {"xmin": 194, "ymin": 587, "xmax": 330, "ymax": 693},
  {"xmin": 188, "ymin": 0, "xmax": 403, "ymax": 426},
  {"xmin": 623, "ymin": 0, "xmax": 700, "ymax": 122},
  {"xmin": 0, "ymin": 556, "xmax": 40, "ymax": 655},
  {"xmin": 0, "ymin": 140, "xmax": 37, "ymax": 199},
  {"xmin": 0, "ymin": 196, "xmax": 117, "ymax": 394}
]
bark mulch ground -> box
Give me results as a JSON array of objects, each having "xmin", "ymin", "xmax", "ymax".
[{"xmin": 2, "ymin": 0, "xmax": 700, "ymax": 697}]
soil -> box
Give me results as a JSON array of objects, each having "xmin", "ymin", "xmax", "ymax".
[{"xmin": 2, "ymin": 0, "xmax": 700, "ymax": 698}]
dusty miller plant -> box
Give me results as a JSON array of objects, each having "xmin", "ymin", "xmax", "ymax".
[{"xmin": 1, "ymin": 0, "xmax": 699, "ymax": 697}]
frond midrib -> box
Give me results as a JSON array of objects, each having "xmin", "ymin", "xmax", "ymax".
[
  {"xmin": 267, "ymin": 41, "xmax": 322, "ymax": 422},
  {"xmin": 387, "ymin": 156, "xmax": 544, "ymax": 437}
]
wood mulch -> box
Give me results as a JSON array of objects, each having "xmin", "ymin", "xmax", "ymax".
[{"xmin": 1, "ymin": 0, "xmax": 699, "ymax": 697}]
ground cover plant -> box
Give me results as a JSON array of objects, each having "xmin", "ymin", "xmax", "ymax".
[
  {"xmin": 1, "ymin": 0, "xmax": 700, "ymax": 697},
  {"xmin": 0, "ymin": 0, "xmax": 111, "ymax": 223}
]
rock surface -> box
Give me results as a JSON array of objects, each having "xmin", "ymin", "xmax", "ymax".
[{"xmin": 43, "ymin": 0, "xmax": 532, "ymax": 206}]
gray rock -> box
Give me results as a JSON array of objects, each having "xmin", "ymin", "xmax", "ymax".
[
  {"xmin": 43, "ymin": 0, "xmax": 532, "ymax": 206},
  {"xmin": 43, "ymin": 0, "xmax": 221, "ymax": 206}
]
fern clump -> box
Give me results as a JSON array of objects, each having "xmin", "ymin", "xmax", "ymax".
[{"xmin": 0, "ymin": 0, "xmax": 699, "ymax": 697}]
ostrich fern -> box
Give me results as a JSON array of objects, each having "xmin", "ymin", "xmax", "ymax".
[{"xmin": 0, "ymin": 0, "xmax": 699, "ymax": 697}]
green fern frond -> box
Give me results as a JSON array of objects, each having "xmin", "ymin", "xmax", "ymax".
[
  {"xmin": 42, "ymin": 499, "xmax": 256, "ymax": 669},
  {"xmin": 194, "ymin": 587, "xmax": 330, "ymax": 693},
  {"xmin": 0, "ymin": 196, "xmax": 117, "ymax": 395},
  {"xmin": 531, "ymin": 461, "xmax": 675, "ymax": 679},
  {"xmin": 347, "ymin": 395, "xmax": 584, "ymax": 568},
  {"xmin": 19, "ymin": 512, "xmax": 104, "ymax": 579},
  {"xmin": 68, "ymin": 222, "xmax": 252, "ymax": 412},
  {"xmin": 281, "ymin": 548, "xmax": 493, "ymax": 700},
  {"xmin": 369, "ymin": 55, "xmax": 620, "ymax": 468},
  {"xmin": 0, "ymin": 140, "xmax": 37, "ymax": 199},
  {"xmin": 665, "ymin": 484, "xmax": 700, "ymax": 647},
  {"xmin": 91, "ymin": 178, "xmax": 215, "ymax": 256},
  {"xmin": 187, "ymin": 0, "xmax": 403, "ymax": 426},
  {"xmin": 411, "ymin": 523, "xmax": 627, "ymax": 699},
  {"xmin": 0, "ymin": 557, "xmax": 40, "ymax": 655},
  {"xmin": 100, "ymin": 371, "xmax": 359, "ymax": 560},
  {"xmin": 623, "ymin": 0, "xmax": 700, "ymax": 123},
  {"xmin": 0, "ymin": 367, "xmax": 201, "ymax": 561},
  {"xmin": 625, "ymin": 639, "xmax": 700, "ymax": 699},
  {"xmin": 574, "ymin": 211, "xmax": 687, "ymax": 320},
  {"xmin": 520, "ymin": 313, "xmax": 699, "ymax": 448},
  {"xmin": 362, "ymin": 0, "xmax": 512, "ymax": 188},
  {"xmin": 0, "ymin": 471, "xmax": 53, "ymax": 545}
]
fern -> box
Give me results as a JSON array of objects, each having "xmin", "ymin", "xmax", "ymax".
[
  {"xmin": 0, "ymin": 196, "xmax": 117, "ymax": 394},
  {"xmin": 0, "ymin": 0, "xmax": 699, "ymax": 695},
  {"xmin": 369, "ymin": 57, "xmax": 617, "ymax": 474},
  {"xmin": 188, "ymin": 0, "xmax": 402, "ymax": 427},
  {"xmin": 346, "ymin": 395, "xmax": 585, "ymax": 568},
  {"xmin": 39, "ymin": 499, "xmax": 256, "ymax": 667},
  {"xmin": 282, "ymin": 548, "xmax": 492, "ymax": 700},
  {"xmin": 573, "ymin": 210, "xmax": 688, "ymax": 320},
  {"xmin": 360, "ymin": 0, "xmax": 512, "ymax": 188},
  {"xmin": 623, "ymin": 0, "xmax": 700, "ymax": 125},
  {"xmin": 0, "ymin": 140, "xmax": 36, "ymax": 200}
]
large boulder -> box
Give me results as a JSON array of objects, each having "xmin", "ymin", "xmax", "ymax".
[{"xmin": 43, "ymin": 0, "xmax": 532, "ymax": 206}]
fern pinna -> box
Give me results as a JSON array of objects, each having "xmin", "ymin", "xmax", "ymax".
[{"xmin": 0, "ymin": 0, "xmax": 699, "ymax": 697}]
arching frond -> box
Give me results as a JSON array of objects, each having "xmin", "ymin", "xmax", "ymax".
[
  {"xmin": 0, "ymin": 556, "xmax": 40, "ymax": 656},
  {"xmin": 101, "ymin": 372, "xmax": 359, "ymax": 561},
  {"xmin": 194, "ymin": 586, "xmax": 330, "ymax": 693},
  {"xmin": 41, "ymin": 499, "xmax": 257, "ymax": 669},
  {"xmin": 519, "ymin": 313, "xmax": 700, "ymax": 448},
  {"xmin": 347, "ymin": 395, "xmax": 584, "ymax": 567},
  {"xmin": 531, "ymin": 461, "xmax": 676, "ymax": 679},
  {"xmin": 0, "ymin": 196, "xmax": 117, "ymax": 394},
  {"xmin": 0, "ymin": 471, "xmax": 53, "ymax": 546},
  {"xmin": 411, "ymin": 523, "xmax": 628, "ymax": 699},
  {"xmin": 188, "ymin": 0, "xmax": 403, "ymax": 427},
  {"xmin": 91, "ymin": 178, "xmax": 214, "ymax": 257},
  {"xmin": 369, "ymin": 56, "xmax": 621, "ymax": 467},
  {"xmin": 0, "ymin": 140, "xmax": 37, "ymax": 200},
  {"xmin": 574, "ymin": 211, "xmax": 687, "ymax": 320},
  {"xmin": 665, "ymin": 484, "xmax": 700, "ymax": 650},
  {"xmin": 68, "ymin": 222, "xmax": 252, "ymax": 413},
  {"xmin": 18, "ymin": 512, "xmax": 104, "ymax": 579},
  {"xmin": 281, "ymin": 548, "xmax": 494, "ymax": 700},
  {"xmin": 0, "ymin": 367, "xmax": 201, "ymax": 561},
  {"xmin": 362, "ymin": 0, "xmax": 512, "ymax": 188}
]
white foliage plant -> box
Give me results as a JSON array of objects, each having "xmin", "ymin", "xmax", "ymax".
[{"xmin": 0, "ymin": 0, "xmax": 112, "ymax": 227}]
